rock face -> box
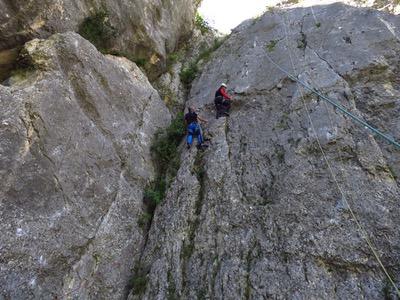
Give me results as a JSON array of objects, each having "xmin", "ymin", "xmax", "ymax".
[
  {"xmin": 133, "ymin": 3, "xmax": 400, "ymax": 299},
  {"xmin": 0, "ymin": 32, "xmax": 170, "ymax": 299},
  {"xmin": 0, "ymin": 0, "xmax": 198, "ymax": 78},
  {"xmin": 2, "ymin": 2, "xmax": 400, "ymax": 300},
  {"xmin": 277, "ymin": 0, "xmax": 400, "ymax": 13},
  {"xmin": 154, "ymin": 28, "xmax": 220, "ymax": 115}
]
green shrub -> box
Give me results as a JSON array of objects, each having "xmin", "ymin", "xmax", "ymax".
[
  {"xmin": 180, "ymin": 62, "xmax": 199, "ymax": 86},
  {"xmin": 79, "ymin": 10, "xmax": 116, "ymax": 52},
  {"xmin": 133, "ymin": 58, "xmax": 147, "ymax": 68},
  {"xmin": 152, "ymin": 112, "xmax": 185, "ymax": 173},
  {"xmin": 179, "ymin": 36, "xmax": 226, "ymax": 87},
  {"xmin": 167, "ymin": 52, "xmax": 181, "ymax": 70},
  {"xmin": 198, "ymin": 38, "xmax": 224, "ymax": 62},
  {"xmin": 137, "ymin": 212, "xmax": 153, "ymax": 229},
  {"xmin": 144, "ymin": 112, "xmax": 186, "ymax": 209},
  {"xmin": 195, "ymin": 13, "xmax": 211, "ymax": 34},
  {"xmin": 130, "ymin": 265, "xmax": 148, "ymax": 296},
  {"xmin": 266, "ymin": 40, "xmax": 278, "ymax": 52},
  {"xmin": 144, "ymin": 179, "xmax": 166, "ymax": 209}
]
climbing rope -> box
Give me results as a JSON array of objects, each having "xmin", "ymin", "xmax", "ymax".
[
  {"xmin": 264, "ymin": 54, "xmax": 400, "ymax": 149},
  {"xmin": 276, "ymin": 9, "xmax": 400, "ymax": 297}
]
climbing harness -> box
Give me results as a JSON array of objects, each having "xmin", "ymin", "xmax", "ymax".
[{"xmin": 274, "ymin": 9, "xmax": 400, "ymax": 297}]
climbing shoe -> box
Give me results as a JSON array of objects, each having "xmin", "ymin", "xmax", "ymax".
[{"xmin": 187, "ymin": 144, "xmax": 191, "ymax": 149}]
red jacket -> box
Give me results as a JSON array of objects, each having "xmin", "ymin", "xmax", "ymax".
[{"xmin": 217, "ymin": 87, "xmax": 231, "ymax": 100}]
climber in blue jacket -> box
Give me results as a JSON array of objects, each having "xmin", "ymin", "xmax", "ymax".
[{"xmin": 184, "ymin": 106, "xmax": 208, "ymax": 149}]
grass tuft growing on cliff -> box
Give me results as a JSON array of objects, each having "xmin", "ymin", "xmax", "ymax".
[
  {"xmin": 130, "ymin": 263, "xmax": 148, "ymax": 296},
  {"xmin": 144, "ymin": 112, "xmax": 185, "ymax": 211},
  {"xmin": 180, "ymin": 62, "xmax": 199, "ymax": 86},
  {"xmin": 77, "ymin": 10, "xmax": 150, "ymax": 68},
  {"xmin": 195, "ymin": 13, "xmax": 211, "ymax": 34},
  {"xmin": 79, "ymin": 10, "xmax": 116, "ymax": 52},
  {"xmin": 133, "ymin": 118, "xmax": 188, "ymax": 296},
  {"xmin": 266, "ymin": 39, "xmax": 279, "ymax": 52},
  {"xmin": 180, "ymin": 37, "xmax": 226, "ymax": 87}
]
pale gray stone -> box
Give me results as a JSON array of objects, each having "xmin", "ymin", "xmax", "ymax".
[
  {"xmin": 135, "ymin": 3, "xmax": 400, "ymax": 299},
  {"xmin": 0, "ymin": 32, "xmax": 170, "ymax": 299}
]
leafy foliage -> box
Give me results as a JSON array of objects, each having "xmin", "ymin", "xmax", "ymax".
[
  {"xmin": 130, "ymin": 263, "xmax": 148, "ymax": 296},
  {"xmin": 167, "ymin": 52, "xmax": 181, "ymax": 70},
  {"xmin": 144, "ymin": 112, "xmax": 186, "ymax": 209},
  {"xmin": 79, "ymin": 10, "xmax": 116, "ymax": 52},
  {"xmin": 180, "ymin": 62, "xmax": 199, "ymax": 86},
  {"xmin": 137, "ymin": 212, "xmax": 153, "ymax": 230},
  {"xmin": 198, "ymin": 38, "xmax": 225, "ymax": 62},
  {"xmin": 180, "ymin": 37, "xmax": 226, "ymax": 87},
  {"xmin": 266, "ymin": 39, "xmax": 279, "ymax": 52},
  {"xmin": 151, "ymin": 112, "xmax": 185, "ymax": 175},
  {"xmin": 195, "ymin": 13, "xmax": 211, "ymax": 34}
]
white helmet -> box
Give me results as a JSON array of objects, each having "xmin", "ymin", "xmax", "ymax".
[{"xmin": 221, "ymin": 83, "xmax": 227, "ymax": 88}]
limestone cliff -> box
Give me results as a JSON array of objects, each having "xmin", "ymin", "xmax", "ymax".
[
  {"xmin": 1, "ymin": 1, "xmax": 400, "ymax": 300},
  {"xmin": 0, "ymin": 0, "xmax": 199, "ymax": 79},
  {"xmin": 0, "ymin": 32, "xmax": 170, "ymax": 299},
  {"xmin": 132, "ymin": 3, "xmax": 400, "ymax": 299}
]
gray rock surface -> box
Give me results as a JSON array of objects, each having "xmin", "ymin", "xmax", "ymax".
[
  {"xmin": 0, "ymin": 32, "xmax": 170, "ymax": 299},
  {"xmin": 154, "ymin": 28, "xmax": 220, "ymax": 115},
  {"xmin": 0, "ymin": 0, "xmax": 198, "ymax": 78},
  {"xmin": 133, "ymin": 3, "xmax": 400, "ymax": 299}
]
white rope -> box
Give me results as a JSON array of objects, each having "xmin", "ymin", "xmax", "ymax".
[{"xmin": 278, "ymin": 10, "xmax": 400, "ymax": 297}]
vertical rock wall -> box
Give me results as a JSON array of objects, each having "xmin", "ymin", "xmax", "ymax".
[
  {"xmin": 0, "ymin": 32, "xmax": 170, "ymax": 299},
  {"xmin": 0, "ymin": 0, "xmax": 199, "ymax": 80},
  {"xmin": 133, "ymin": 3, "xmax": 400, "ymax": 299}
]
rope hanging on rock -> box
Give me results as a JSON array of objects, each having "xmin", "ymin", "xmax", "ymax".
[
  {"xmin": 273, "ymin": 9, "xmax": 400, "ymax": 298},
  {"xmin": 264, "ymin": 53, "xmax": 400, "ymax": 150}
]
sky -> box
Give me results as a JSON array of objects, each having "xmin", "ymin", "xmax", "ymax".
[
  {"xmin": 198, "ymin": 0, "xmax": 280, "ymax": 34},
  {"xmin": 198, "ymin": 0, "xmax": 381, "ymax": 34}
]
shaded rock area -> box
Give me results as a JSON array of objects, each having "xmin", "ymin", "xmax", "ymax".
[
  {"xmin": 0, "ymin": 0, "xmax": 199, "ymax": 80},
  {"xmin": 133, "ymin": 3, "xmax": 400, "ymax": 299},
  {"xmin": 154, "ymin": 28, "xmax": 221, "ymax": 115},
  {"xmin": 0, "ymin": 32, "xmax": 170, "ymax": 299}
]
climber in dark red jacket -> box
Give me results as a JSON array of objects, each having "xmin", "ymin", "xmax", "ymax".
[{"xmin": 214, "ymin": 83, "xmax": 233, "ymax": 119}]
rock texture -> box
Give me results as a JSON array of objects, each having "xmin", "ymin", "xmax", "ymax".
[
  {"xmin": 276, "ymin": 0, "xmax": 400, "ymax": 14},
  {"xmin": 154, "ymin": 28, "xmax": 220, "ymax": 115},
  {"xmin": 0, "ymin": 32, "xmax": 170, "ymax": 299},
  {"xmin": 133, "ymin": 3, "xmax": 400, "ymax": 299},
  {"xmin": 0, "ymin": 0, "xmax": 198, "ymax": 78}
]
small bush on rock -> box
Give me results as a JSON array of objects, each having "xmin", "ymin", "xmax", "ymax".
[
  {"xmin": 180, "ymin": 37, "xmax": 226, "ymax": 87},
  {"xmin": 130, "ymin": 263, "xmax": 148, "ymax": 296},
  {"xmin": 266, "ymin": 39, "xmax": 279, "ymax": 52},
  {"xmin": 195, "ymin": 13, "xmax": 211, "ymax": 34},
  {"xmin": 180, "ymin": 62, "xmax": 199, "ymax": 86},
  {"xmin": 79, "ymin": 10, "xmax": 116, "ymax": 52},
  {"xmin": 144, "ymin": 112, "xmax": 185, "ymax": 209}
]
